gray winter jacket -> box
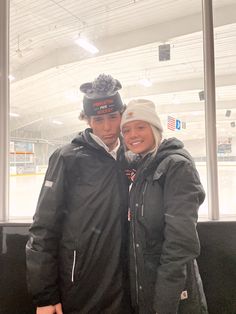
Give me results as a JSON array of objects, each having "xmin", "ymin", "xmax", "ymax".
[{"xmin": 128, "ymin": 138, "xmax": 208, "ymax": 314}]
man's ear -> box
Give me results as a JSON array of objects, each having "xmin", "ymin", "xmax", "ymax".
[
  {"xmin": 87, "ymin": 117, "xmax": 92, "ymax": 128},
  {"xmin": 78, "ymin": 110, "xmax": 86, "ymax": 121}
]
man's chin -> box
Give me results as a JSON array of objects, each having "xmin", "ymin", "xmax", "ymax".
[{"xmin": 103, "ymin": 137, "xmax": 118, "ymax": 149}]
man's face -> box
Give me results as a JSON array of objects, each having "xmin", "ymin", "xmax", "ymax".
[{"xmin": 88, "ymin": 111, "xmax": 121, "ymax": 151}]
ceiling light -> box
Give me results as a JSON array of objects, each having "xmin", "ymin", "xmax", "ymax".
[
  {"xmin": 52, "ymin": 119, "xmax": 63, "ymax": 125},
  {"xmin": 139, "ymin": 78, "xmax": 152, "ymax": 87},
  {"xmin": 75, "ymin": 37, "xmax": 99, "ymax": 54},
  {"xmin": 10, "ymin": 112, "xmax": 19, "ymax": 117}
]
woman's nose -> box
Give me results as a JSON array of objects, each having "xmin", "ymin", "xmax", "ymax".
[{"xmin": 129, "ymin": 128, "xmax": 137, "ymax": 138}]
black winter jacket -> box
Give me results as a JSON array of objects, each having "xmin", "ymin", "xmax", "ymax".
[
  {"xmin": 26, "ymin": 129, "xmax": 131, "ymax": 314},
  {"xmin": 128, "ymin": 138, "xmax": 208, "ymax": 314}
]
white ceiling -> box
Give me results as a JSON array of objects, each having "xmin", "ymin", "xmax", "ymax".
[{"xmin": 9, "ymin": 0, "xmax": 236, "ymax": 143}]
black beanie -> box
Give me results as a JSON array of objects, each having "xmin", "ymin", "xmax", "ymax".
[{"xmin": 80, "ymin": 74, "xmax": 123, "ymax": 116}]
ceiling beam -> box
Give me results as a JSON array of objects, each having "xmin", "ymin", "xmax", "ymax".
[
  {"xmin": 12, "ymin": 98, "xmax": 235, "ymax": 139},
  {"xmin": 10, "ymin": 72, "xmax": 236, "ymax": 132},
  {"xmin": 41, "ymin": 122, "xmax": 86, "ymax": 140}
]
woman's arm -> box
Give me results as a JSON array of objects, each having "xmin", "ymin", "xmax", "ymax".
[{"xmin": 153, "ymin": 157, "xmax": 205, "ymax": 314}]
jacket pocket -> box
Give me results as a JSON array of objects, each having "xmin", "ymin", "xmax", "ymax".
[{"xmin": 178, "ymin": 260, "xmax": 208, "ymax": 314}]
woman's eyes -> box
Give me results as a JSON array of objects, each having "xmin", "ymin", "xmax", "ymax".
[
  {"xmin": 122, "ymin": 129, "xmax": 130, "ymax": 134},
  {"xmin": 122, "ymin": 126, "xmax": 145, "ymax": 134}
]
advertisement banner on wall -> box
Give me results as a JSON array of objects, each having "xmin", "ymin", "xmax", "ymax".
[
  {"xmin": 14, "ymin": 141, "xmax": 34, "ymax": 153},
  {"xmin": 217, "ymin": 138, "xmax": 232, "ymax": 154}
]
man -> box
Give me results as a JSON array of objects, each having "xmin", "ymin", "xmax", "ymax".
[{"xmin": 26, "ymin": 74, "xmax": 131, "ymax": 314}]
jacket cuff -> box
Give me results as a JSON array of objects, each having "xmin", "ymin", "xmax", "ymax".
[
  {"xmin": 32, "ymin": 292, "xmax": 60, "ymax": 307},
  {"xmin": 154, "ymin": 282, "xmax": 183, "ymax": 314}
]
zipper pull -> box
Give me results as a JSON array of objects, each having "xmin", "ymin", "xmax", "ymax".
[
  {"xmin": 141, "ymin": 181, "xmax": 148, "ymax": 217},
  {"xmin": 141, "ymin": 204, "xmax": 144, "ymax": 217}
]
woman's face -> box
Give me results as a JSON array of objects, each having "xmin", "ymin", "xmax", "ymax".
[{"xmin": 122, "ymin": 120, "xmax": 155, "ymax": 155}]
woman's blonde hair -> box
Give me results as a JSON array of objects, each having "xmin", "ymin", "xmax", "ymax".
[{"xmin": 149, "ymin": 125, "xmax": 163, "ymax": 157}]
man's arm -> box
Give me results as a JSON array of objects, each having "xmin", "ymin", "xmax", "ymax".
[{"xmin": 26, "ymin": 149, "xmax": 66, "ymax": 307}]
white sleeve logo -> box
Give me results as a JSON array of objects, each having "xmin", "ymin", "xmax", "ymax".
[
  {"xmin": 180, "ymin": 290, "xmax": 188, "ymax": 300},
  {"xmin": 45, "ymin": 180, "xmax": 53, "ymax": 187}
]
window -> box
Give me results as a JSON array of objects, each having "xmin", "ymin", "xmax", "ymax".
[
  {"xmin": 214, "ymin": 0, "xmax": 236, "ymax": 217},
  {"xmin": 2, "ymin": 0, "xmax": 234, "ymax": 220}
]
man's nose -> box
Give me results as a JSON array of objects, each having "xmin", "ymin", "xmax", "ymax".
[{"xmin": 103, "ymin": 119, "xmax": 112, "ymax": 130}]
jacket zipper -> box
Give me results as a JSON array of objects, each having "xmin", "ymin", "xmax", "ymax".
[
  {"xmin": 141, "ymin": 181, "xmax": 148, "ymax": 217},
  {"xmin": 71, "ymin": 250, "xmax": 77, "ymax": 282}
]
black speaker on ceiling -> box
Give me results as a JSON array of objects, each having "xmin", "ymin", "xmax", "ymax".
[
  {"xmin": 198, "ymin": 90, "xmax": 205, "ymax": 101},
  {"xmin": 158, "ymin": 44, "xmax": 170, "ymax": 61},
  {"xmin": 225, "ymin": 110, "xmax": 231, "ymax": 117}
]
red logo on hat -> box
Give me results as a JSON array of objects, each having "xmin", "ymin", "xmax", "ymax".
[{"xmin": 93, "ymin": 99, "xmax": 113, "ymax": 107}]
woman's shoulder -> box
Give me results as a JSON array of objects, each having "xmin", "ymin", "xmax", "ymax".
[{"xmin": 152, "ymin": 151, "xmax": 195, "ymax": 180}]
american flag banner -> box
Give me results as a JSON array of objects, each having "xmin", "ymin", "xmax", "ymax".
[{"xmin": 167, "ymin": 115, "xmax": 176, "ymax": 131}]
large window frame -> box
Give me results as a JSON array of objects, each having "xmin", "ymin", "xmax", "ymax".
[
  {"xmin": 0, "ymin": 0, "xmax": 232, "ymax": 222},
  {"xmin": 0, "ymin": 0, "xmax": 9, "ymax": 222}
]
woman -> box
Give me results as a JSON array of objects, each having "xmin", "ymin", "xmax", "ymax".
[{"xmin": 121, "ymin": 99, "xmax": 208, "ymax": 314}]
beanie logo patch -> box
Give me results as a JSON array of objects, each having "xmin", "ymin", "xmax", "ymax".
[
  {"xmin": 126, "ymin": 111, "xmax": 134, "ymax": 119},
  {"xmin": 83, "ymin": 93, "xmax": 123, "ymax": 116},
  {"xmin": 92, "ymin": 98, "xmax": 115, "ymax": 115}
]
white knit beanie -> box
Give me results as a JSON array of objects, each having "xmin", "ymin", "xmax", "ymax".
[{"xmin": 121, "ymin": 99, "xmax": 163, "ymax": 132}]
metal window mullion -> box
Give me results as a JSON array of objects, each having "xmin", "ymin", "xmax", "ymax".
[
  {"xmin": 202, "ymin": 0, "xmax": 219, "ymax": 220},
  {"xmin": 0, "ymin": 0, "xmax": 10, "ymax": 221}
]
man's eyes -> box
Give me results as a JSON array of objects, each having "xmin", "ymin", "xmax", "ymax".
[
  {"xmin": 94, "ymin": 115, "xmax": 118, "ymax": 122},
  {"xmin": 94, "ymin": 118, "xmax": 103, "ymax": 122},
  {"xmin": 109, "ymin": 114, "xmax": 119, "ymax": 119}
]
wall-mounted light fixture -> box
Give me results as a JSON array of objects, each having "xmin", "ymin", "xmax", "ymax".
[
  {"xmin": 52, "ymin": 120, "xmax": 63, "ymax": 125},
  {"xmin": 10, "ymin": 112, "xmax": 19, "ymax": 117}
]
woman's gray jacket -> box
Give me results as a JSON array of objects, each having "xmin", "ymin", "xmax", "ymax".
[
  {"xmin": 26, "ymin": 129, "xmax": 130, "ymax": 314},
  {"xmin": 128, "ymin": 138, "xmax": 208, "ymax": 314}
]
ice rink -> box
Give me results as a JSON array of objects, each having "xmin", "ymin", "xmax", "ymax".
[{"xmin": 9, "ymin": 163, "xmax": 236, "ymax": 220}]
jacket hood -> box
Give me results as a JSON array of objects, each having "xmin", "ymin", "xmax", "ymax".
[
  {"xmin": 136, "ymin": 137, "xmax": 194, "ymax": 178},
  {"xmin": 71, "ymin": 128, "xmax": 126, "ymax": 160},
  {"xmin": 71, "ymin": 128, "xmax": 101, "ymax": 150},
  {"xmin": 155, "ymin": 137, "xmax": 193, "ymax": 164}
]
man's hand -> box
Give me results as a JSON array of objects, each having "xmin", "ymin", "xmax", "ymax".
[{"xmin": 36, "ymin": 303, "xmax": 63, "ymax": 314}]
